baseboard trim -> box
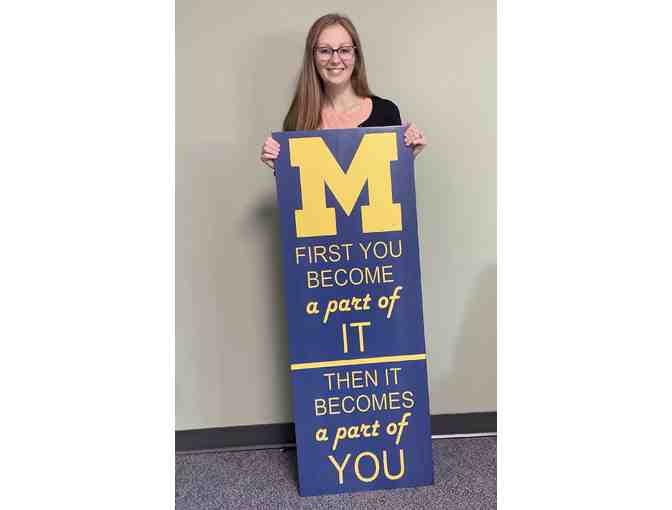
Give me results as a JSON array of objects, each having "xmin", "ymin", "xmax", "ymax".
[{"xmin": 176, "ymin": 412, "xmax": 496, "ymax": 453}]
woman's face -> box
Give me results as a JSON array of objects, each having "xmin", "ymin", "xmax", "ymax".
[{"xmin": 314, "ymin": 24, "xmax": 356, "ymax": 88}]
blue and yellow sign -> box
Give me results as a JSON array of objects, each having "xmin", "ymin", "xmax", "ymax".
[{"xmin": 273, "ymin": 126, "xmax": 434, "ymax": 496}]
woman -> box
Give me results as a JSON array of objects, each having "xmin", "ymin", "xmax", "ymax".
[{"xmin": 260, "ymin": 13, "xmax": 427, "ymax": 170}]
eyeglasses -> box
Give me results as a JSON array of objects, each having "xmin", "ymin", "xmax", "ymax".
[{"xmin": 314, "ymin": 45, "xmax": 357, "ymax": 62}]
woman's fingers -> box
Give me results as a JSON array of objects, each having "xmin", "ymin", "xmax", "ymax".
[
  {"xmin": 264, "ymin": 136, "xmax": 280, "ymax": 150},
  {"xmin": 262, "ymin": 143, "xmax": 279, "ymax": 155},
  {"xmin": 404, "ymin": 123, "xmax": 415, "ymax": 145},
  {"xmin": 403, "ymin": 124, "xmax": 425, "ymax": 146},
  {"xmin": 260, "ymin": 135, "xmax": 280, "ymax": 172},
  {"xmin": 403, "ymin": 122, "xmax": 427, "ymax": 158},
  {"xmin": 261, "ymin": 136, "xmax": 280, "ymax": 161},
  {"xmin": 404, "ymin": 123, "xmax": 423, "ymax": 146}
]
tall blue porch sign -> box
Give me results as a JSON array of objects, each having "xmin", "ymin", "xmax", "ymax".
[{"xmin": 273, "ymin": 125, "xmax": 434, "ymax": 496}]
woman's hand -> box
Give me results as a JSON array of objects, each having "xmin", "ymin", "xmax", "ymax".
[
  {"xmin": 404, "ymin": 123, "xmax": 427, "ymax": 158},
  {"xmin": 260, "ymin": 135, "xmax": 280, "ymax": 171}
]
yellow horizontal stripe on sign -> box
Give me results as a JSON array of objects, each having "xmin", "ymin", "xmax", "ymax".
[{"xmin": 290, "ymin": 353, "xmax": 427, "ymax": 371}]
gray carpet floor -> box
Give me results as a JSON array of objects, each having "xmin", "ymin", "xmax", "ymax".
[{"xmin": 176, "ymin": 436, "xmax": 496, "ymax": 509}]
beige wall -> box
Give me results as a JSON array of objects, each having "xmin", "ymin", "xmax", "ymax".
[{"xmin": 176, "ymin": 0, "xmax": 496, "ymax": 430}]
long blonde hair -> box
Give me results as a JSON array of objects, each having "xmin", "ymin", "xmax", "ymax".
[{"xmin": 283, "ymin": 14, "xmax": 373, "ymax": 131}]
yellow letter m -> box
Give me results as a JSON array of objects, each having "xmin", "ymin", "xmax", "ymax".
[{"xmin": 290, "ymin": 132, "xmax": 402, "ymax": 238}]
